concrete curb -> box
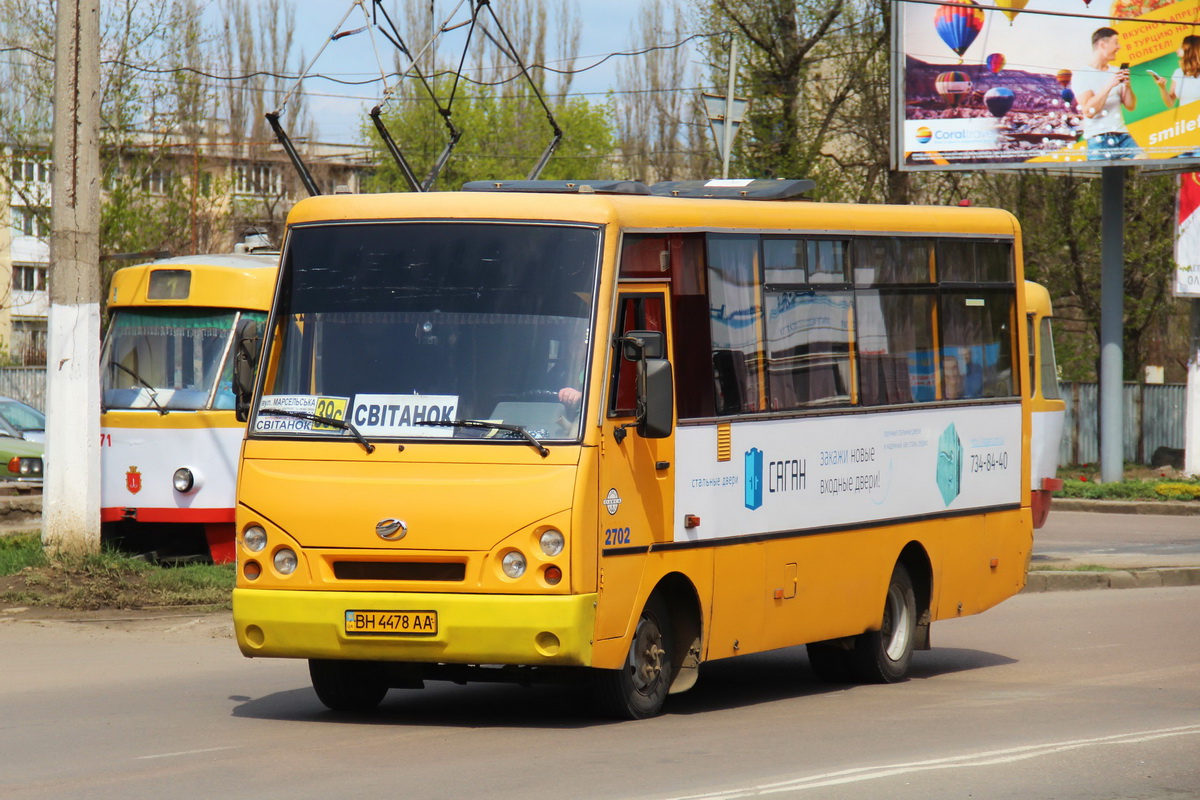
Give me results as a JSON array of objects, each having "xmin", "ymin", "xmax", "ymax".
[
  {"xmin": 1024, "ymin": 567, "xmax": 1200, "ymax": 593},
  {"xmin": 0, "ymin": 495, "xmax": 40, "ymax": 530},
  {"xmin": 1053, "ymin": 498, "xmax": 1200, "ymax": 515}
]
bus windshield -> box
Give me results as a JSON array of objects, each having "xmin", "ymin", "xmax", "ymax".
[
  {"xmin": 103, "ymin": 309, "xmax": 250, "ymax": 411},
  {"xmin": 254, "ymin": 221, "xmax": 601, "ymax": 443}
]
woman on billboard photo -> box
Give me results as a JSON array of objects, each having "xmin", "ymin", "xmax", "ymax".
[
  {"xmin": 1076, "ymin": 27, "xmax": 1140, "ymax": 160},
  {"xmin": 1150, "ymin": 34, "xmax": 1200, "ymax": 108}
]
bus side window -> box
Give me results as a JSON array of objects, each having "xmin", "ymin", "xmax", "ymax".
[
  {"xmin": 708, "ymin": 234, "xmax": 764, "ymax": 415},
  {"xmin": 609, "ymin": 294, "xmax": 665, "ymax": 416},
  {"xmin": 851, "ymin": 238, "xmax": 937, "ymax": 406}
]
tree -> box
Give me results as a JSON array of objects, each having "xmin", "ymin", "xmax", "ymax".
[
  {"xmin": 364, "ymin": 0, "xmax": 616, "ymax": 190},
  {"xmin": 614, "ymin": 0, "xmax": 712, "ymax": 183}
]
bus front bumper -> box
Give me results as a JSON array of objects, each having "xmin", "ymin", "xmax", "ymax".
[{"xmin": 233, "ymin": 588, "xmax": 597, "ymax": 667}]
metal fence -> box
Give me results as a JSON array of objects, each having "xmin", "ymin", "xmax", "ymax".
[
  {"xmin": 0, "ymin": 366, "xmax": 46, "ymax": 410},
  {"xmin": 0, "ymin": 369, "xmax": 1187, "ymax": 466},
  {"xmin": 1059, "ymin": 381, "xmax": 1187, "ymax": 466}
]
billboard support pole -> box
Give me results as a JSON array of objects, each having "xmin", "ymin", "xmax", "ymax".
[
  {"xmin": 1099, "ymin": 166, "xmax": 1125, "ymax": 484},
  {"xmin": 722, "ymin": 37, "xmax": 739, "ymax": 179},
  {"xmin": 1186, "ymin": 301, "xmax": 1200, "ymax": 476}
]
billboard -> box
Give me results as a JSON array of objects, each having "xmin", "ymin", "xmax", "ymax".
[{"xmin": 896, "ymin": 0, "xmax": 1200, "ymax": 170}]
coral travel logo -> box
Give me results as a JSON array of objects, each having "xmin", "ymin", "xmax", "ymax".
[
  {"xmin": 744, "ymin": 448, "xmax": 763, "ymax": 510},
  {"xmin": 915, "ymin": 126, "xmax": 932, "ymax": 144}
]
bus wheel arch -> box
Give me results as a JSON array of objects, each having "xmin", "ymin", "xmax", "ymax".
[
  {"xmin": 654, "ymin": 572, "xmax": 703, "ymax": 695},
  {"xmin": 897, "ymin": 542, "xmax": 933, "ymax": 652}
]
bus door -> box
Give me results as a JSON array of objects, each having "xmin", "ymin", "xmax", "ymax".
[{"xmin": 595, "ymin": 288, "xmax": 674, "ymax": 640}]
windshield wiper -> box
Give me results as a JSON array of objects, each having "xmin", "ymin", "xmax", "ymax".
[
  {"xmin": 111, "ymin": 362, "xmax": 167, "ymax": 415},
  {"xmin": 415, "ymin": 419, "xmax": 549, "ymax": 458},
  {"xmin": 259, "ymin": 408, "xmax": 375, "ymax": 454}
]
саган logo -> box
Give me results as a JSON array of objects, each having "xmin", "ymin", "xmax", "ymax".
[{"xmin": 744, "ymin": 448, "xmax": 763, "ymax": 510}]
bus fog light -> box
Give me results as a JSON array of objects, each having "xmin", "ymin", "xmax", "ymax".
[
  {"xmin": 243, "ymin": 526, "xmax": 267, "ymax": 552},
  {"xmin": 501, "ymin": 551, "xmax": 527, "ymax": 579},
  {"xmin": 544, "ymin": 565, "xmax": 562, "ymax": 585},
  {"xmin": 539, "ymin": 529, "xmax": 564, "ymax": 556},
  {"xmin": 273, "ymin": 548, "xmax": 298, "ymax": 575},
  {"xmin": 244, "ymin": 561, "xmax": 261, "ymax": 580},
  {"xmin": 172, "ymin": 467, "xmax": 195, "ymax": 493}
]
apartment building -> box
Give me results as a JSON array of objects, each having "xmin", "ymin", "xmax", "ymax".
[{"xmin": 1, "ymin": 136, "xmax": 374, "ymax": 365}]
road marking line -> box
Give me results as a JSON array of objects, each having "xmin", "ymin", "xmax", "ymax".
[
  {"xmin": 136, "ymin": 746, "xmax": 236, "ymax": 760},
  {"xmin": 662, "ymin": 725, "xmax": 1200, "ymax": 799}
]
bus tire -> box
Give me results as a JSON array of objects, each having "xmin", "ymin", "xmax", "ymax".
[
  {"xmin": 805, "ymin": 642, "xmax": 852, "ymax": 683},
  {"xmin": 592, "ymin": 595, "xmax": 673, "ymax": 719},
  {"xmin": 308, "ymin": 659, "xmax": 388, "ymax": 712},
  {"xmin": 850, "ymin": 563, "xmax": 917, "ymax": 683}
]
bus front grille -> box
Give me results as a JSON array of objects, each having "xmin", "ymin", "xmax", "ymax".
[{"xmin": 332, "ymin": 561, "xmax": 466, "ymax": 581}]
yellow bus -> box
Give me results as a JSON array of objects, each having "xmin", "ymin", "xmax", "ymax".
[
  {"xmin": 232, "ymin": 179, "xmax": 1060, "ymax": 718},
  {"xmin": 101, "ymin": 245, "xmax": 278, "ymax": 562}
]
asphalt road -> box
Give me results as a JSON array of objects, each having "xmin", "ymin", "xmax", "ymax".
[
  {"xmin": 1, "ymin": 586, "xmax": 1197, "ymax": 799},
  {"xmin": 1034, "ymin": 509, "xmax": 1200, "ymax": 569}
]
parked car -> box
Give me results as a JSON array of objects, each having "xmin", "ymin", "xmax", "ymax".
[
  {"xmin": 0, "ymin": 414, "xmax": 42, "ymax": 490},
  {"xmin": 0, "ymin": 396, "xmax": 45, "ymax": 443}
]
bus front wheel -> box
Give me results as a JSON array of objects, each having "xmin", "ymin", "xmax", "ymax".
[
  {"xmin": 592, "ymin": 595, "xmax": 674, "ymax": 719},
  {"xmin": 309, "ymin": 659, "xmax": 388, "ymax": 712},
  {"xmin": 850, "ymin": 563, "xmax": 917, "ymax": 683}
]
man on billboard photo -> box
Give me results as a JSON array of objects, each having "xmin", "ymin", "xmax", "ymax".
[{"xmin": 1076, "ymin": 27, "xmax": 1140, "ymax": 160}]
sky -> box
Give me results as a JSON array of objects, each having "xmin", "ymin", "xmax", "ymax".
[{"xmin": 246, "ymin": 0, "xmax": 699, "ymax": 144}]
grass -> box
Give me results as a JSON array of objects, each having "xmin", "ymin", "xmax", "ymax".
[
  {"xmin": 1055, "ymin": 464, "xmax": 1200, "ymax": 502},
  {"xmin": 0, "ymin": 532, "xmax": 234, "ymax": 611}
]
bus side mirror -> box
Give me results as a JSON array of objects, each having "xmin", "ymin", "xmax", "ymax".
[
  {"xmin": 233, "ymin": 320, "xmax": 260, "ymax": 423},
  {"xmin": 622, "ymin": 330, "xmax": 664, "ymax": 360},
  {"xmin": 637, "ymin": 357, "xmax": 673, "ymax": 439}
]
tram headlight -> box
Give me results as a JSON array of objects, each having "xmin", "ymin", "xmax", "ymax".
[
  {"xmin": 273, "ymin": 548, "xmax": 298, "ymax": 575},
  {"xmin": 501, "ymin": 550, "xmax": 527, "ymax": 579},
  {"xmin": 539, "ymin": 529, "xmax": 565, "ymax": 557},
  {"xmin": 243, "ymin": 526, "xmax": 267, "ymax": 552},
  {"xmin": 172, "ymin": 467, "xmax": 196, "ymax": 493}
]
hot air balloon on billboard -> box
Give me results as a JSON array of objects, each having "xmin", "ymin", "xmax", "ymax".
[
  {"xmin": 1056, "ymin": 69, "xmax": 1073, "ymax": 87},
  {"xmin": 934, "ymin": 0, "xmax": 985, "ymax": 61},
  {"xmin": 995, "ymin": 0, "xmax": 1029, "ymax": 23},
  {"xmin": 985, "ymin": 87, "xmax": 1016, "ymax": 116},
  {"xmin": 986, "ymin": 53, "xmax": 1006, "ymax": 74},
  {"xmin": 1061, "ymin": 88, "xmax": 1076, "ymax": 104},
  {"xmin": 935, "ymin": 71, "xmax": 974, "ymax": 107}
]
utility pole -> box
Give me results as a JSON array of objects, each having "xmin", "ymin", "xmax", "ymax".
[{"xmin": 44, "ymin": 0, "xmax": 101, "ymax": 555}]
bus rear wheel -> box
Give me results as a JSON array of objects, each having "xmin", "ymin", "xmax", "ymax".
[
  {"xmin": 849, "ymin": 563, "xmax": 917, "ymax": 683},
  {"xmin": 592, "ymin": 596, "xmax": 673, "ymax": 719},
  {"xmin": 309, "ymin": 659, "xmax": 389, "ymax": 712}
]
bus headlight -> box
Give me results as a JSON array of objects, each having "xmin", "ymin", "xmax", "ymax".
[
  {"xmin": 273, "ymin": 548, "xmax": 298, "ymax": 575},
  {"xmin": 243, "ymin": 526, "xmax": 267, "ymax": 552},
  {"xmin": 172, "ymin": 467, "xmax": 196, "ymax": 493},
  {"xmin": 539, "ymin": 529, "xmax": 565, "ymax": 557},
  {"xmin": 501, "ymin": 550, "xmax": 527, "ymax": 579}
]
